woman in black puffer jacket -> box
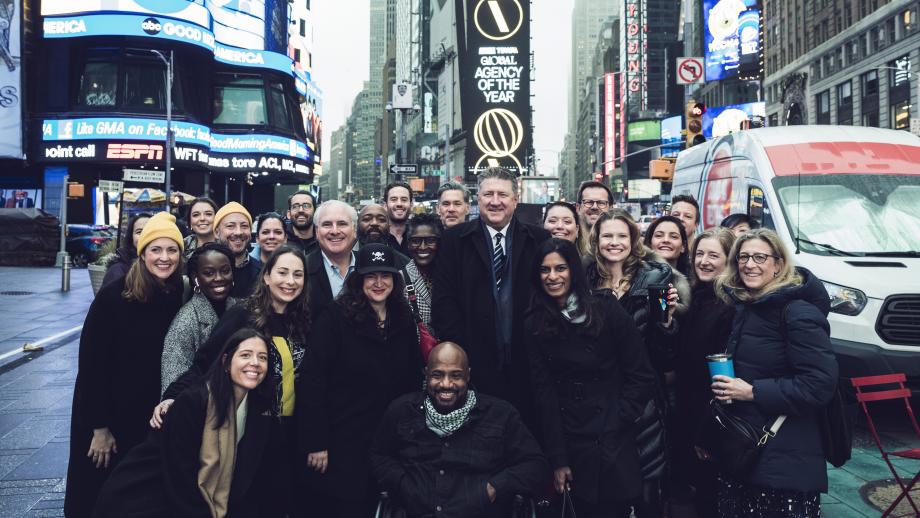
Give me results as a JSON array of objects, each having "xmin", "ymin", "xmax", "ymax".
[
  {"xmin": 584, "ymin": 209, "xmax": 686, "ymax": 518},
  {"xmin": 709, "ymin": 228, "xmax": 837, "ymax": 518}
]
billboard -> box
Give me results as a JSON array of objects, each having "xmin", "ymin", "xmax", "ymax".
[
  {"xmin": 703, "ymin": 0, "xmax": 761, "ymax": 81},
  {"xmin": 41, "ymin": 0, "xmax": 269, "ymax": 50},
  {"xmin": 603, "ymin": 73, "xmax": 619, "ymax": 175},
  {"xmin": 703, "ymin": 101, "xmax": 766, "ymax": 137},
  {"xmin": 627, "ymin": 120, "xmax": 661, "ymax": 142},
  {"xmin": 459, "ymin": 0, "xmax": 531, "ymax": 177},
  {"xmin": 660, "ymin": 115, "xmax": 682, "ymax": 157},
  {"xmin": 0, "ymin": 0, "xmax": 22, "ymax": 159},
  {"xmin": 520, "ymin": 177, "xmax": 558, "ymax": 204},
  {"xmin": 39, "ymin": 117, "xmax": 311, "ymax": 175}
]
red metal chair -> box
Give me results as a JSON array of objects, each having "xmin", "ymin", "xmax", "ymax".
[{"xmin": 852, "ymin": 373, "xmax": 920, "ymax": 517}]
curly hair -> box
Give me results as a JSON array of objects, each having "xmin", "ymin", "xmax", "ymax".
[
  {"xmin": 186, "ymin": 241, "xmax": 234, "ymax": 283},
  {"xmin": 406, "ymin": 212, "xmax": 443, "ymax": 237},
  {"xmin": 589, "ymin": 208, "xmax": 646, "ymax": 292},
  {"xmin": 337, "ymin": 270, "xmax": 414, "ymax": 327}
]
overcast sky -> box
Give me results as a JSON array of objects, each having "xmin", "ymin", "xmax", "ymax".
[{"xmin": 313, "ymin": 0, "xmax": 574, "ymax": 177}]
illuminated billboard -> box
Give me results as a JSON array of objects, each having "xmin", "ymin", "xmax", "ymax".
[
  {"xmin": 603, "ymin": 73, "xmax": 619, "ymax": 175},
  {"xmin": 459, "ymin": 0, "xmax": 531, "ymax": 177},
  {"xmin": 703, "ymin": 101, "xmax": 765, "ymax": 137},
  {"xmin": 39, "ymin": 117, "xmax": 312, "ymax": 176},
  {"xmin": 703, "ymin": 0, "xmax": 761, "ymax": 81},
  {"xmin": 627, "ymin": 120, "xmax": 661, "ymax": 142},
  {"xmin": 622, "ymin": 0, "xmax": 648, "ymax": 114},
  {"xmin": 660, "ymin": 115, "xmax": 682, "ymax": 157},
  {"xmin": 0, "ymin": 0, "xmax": 22, "ymax": 159},
  {"xmin": 41, "ymin": 0, "xmax": 267, "ymax": 50}
]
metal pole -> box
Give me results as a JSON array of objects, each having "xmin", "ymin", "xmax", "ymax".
[
  {"xmin": 399, "ymin": 109, "xmax": 407, "ymax": 181},
  {"xmin": 165, "ymin": 50, "xmax": 173, "ymax": 211},
  {"xmin": 58, "ymin": 175, "xmax": 71, "ymax": 292}
]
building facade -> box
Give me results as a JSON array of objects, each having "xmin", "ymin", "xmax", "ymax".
[{"xmin": 26, "ymin": 1, "xmax": 317, "ymax": 222}]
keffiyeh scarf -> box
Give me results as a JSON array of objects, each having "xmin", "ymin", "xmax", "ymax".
[{"xmin": 425, "ymin": 390, "xmax": 478, "ymax": 437}]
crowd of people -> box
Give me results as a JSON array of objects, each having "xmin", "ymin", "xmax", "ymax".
[{"xmin": 63, "ymin": 168, "xmax": 839, "ymax": 518}]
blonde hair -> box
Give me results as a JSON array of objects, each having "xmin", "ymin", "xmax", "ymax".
[
  {"xmin": 589, "ymin": 208, "xmax": 646, "ymax": 291},
  {"xmin": 689, "ymin": 227, "xmax": 736, "ymax": 286},
  {"xmin": 716, "ymin": 228, "xmax": 802, "ymax": 303}
]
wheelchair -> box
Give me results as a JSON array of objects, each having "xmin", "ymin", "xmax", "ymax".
[{"xmin": 374, "ymin": 491, "xmax": 540, "ymax": 518}]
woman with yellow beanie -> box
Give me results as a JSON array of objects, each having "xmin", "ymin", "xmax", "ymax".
[{"xmin": 64, "ymin": 211, "xmax": 186, "ymax": 518}]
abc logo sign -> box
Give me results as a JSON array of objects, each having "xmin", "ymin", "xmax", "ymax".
[{"xmin": 141, "ymin": 17, "xmax": 161, "ymax": 35}]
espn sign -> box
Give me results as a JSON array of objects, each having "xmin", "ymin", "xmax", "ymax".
[{"xmin": 106, "ymin": 143, "xmax": 164, "ymax": 161}]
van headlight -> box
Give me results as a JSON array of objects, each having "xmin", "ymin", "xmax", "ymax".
[{"xmin": 822, "ymin": 281, "xmax": 867, "ymax": 316}]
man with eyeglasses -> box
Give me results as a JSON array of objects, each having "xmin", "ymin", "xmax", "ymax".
[
  {"xmin": 576, "ymin": 181, "xmax": 615, "ymax": 252},
  {"xmin": 285, "ymin": 190, "xmax": 318, "ymax": 254}
]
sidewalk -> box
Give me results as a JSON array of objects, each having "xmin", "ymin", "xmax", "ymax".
[{"xmin": 0, "ymin": 267, "xmax": 918, "ymax": 517}]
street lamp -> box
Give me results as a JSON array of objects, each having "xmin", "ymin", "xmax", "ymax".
[{"xmin": 149, "ymin": 49, "xmax": 174, "ymax": 211}]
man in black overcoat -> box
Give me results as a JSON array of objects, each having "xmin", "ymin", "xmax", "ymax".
[
  {"xmin": 305, "ymin": 200, "xmax": 357, "ymax": 318},
  {"xmin": 432, "ymin": 167, "xmax": 550, "ymax": 428}
]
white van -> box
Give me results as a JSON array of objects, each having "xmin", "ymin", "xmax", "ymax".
[{"xmin": 672, "ymin": 125, "xmax": 920, "ymax": 384}]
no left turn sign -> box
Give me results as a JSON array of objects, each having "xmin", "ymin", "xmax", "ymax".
[{"xmin": 677, "ymin": 57, "xmax": 704, "ymax": 84}]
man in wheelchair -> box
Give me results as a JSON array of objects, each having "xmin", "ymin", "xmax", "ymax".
[{"xmin": 371, "ymin": 342, "xmax": 548, "ymax": 517}]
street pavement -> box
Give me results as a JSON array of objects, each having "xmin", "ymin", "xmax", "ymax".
[{"xmin": 0, "ymin": 266, "xmax": 919, "ymax": 517}]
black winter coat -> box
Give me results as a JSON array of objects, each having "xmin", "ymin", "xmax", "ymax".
[
  {"xmin": 675, "ymin": 282, "xmax": 735, "ymax": 444},
  {"xmin": 370, "ymin": 392, "xmax": 549, "ymax": 518},
  {"xmin": 432, "ymin": 217, "xmax": 550, "ymax": 426},
  {"xmin": 717, "ymin": 267, "xmax": 838, "ymax": 492},
  {"xmin": 297, "ymin": 302, "xmax": 424, "ymax": 499},
  {"xmin": 93, "ymin": 384, "xmax": 284, "ymax": 518},
  {"xmin": 65, "ymin": 277, "xmax": 183, "ymax": 518},
  {"xmin": 305, "ymin": 249, "xmax": 336, "ymax": 318},
  {"xmin": 230, "ymin": 257, "xmax": 261, "ymax": 299},
  {"xmin": 100, "ymin": 248, "xmax": 133, "ymax": 291},
  {"xmin": 585, "ymin": 258, "xmax": 678, "ymax": 371},
  {"xmin": 526, "ymin": 295, "xmax": 657, "ymax": 503},
  {"xmin": 285, "ymin": 226, "xmax": 318, "ymax": 255}
]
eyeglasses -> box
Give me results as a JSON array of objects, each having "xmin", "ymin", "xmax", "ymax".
[
  {"xmin": 290, "ymin": 203, "xmax": 313, "ymax": 211},
  {"xmin": 737, "ymin": 253, "xmax": 778, "ymax": 264},
  {"xmin": 581, "ymin": 200, "xmax": 610, "ymax": 208},
  {"xmin": 408, "ymin": 236, "xmax": 440, "ymax": 247}
]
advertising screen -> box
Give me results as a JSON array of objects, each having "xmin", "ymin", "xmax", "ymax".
[
  {"xmin": 520, "ymin": 177, "xmax": 558, "ymax": 204},
  {"xmin": 627, "ymin": 120, "xmax": 661, "ymax": 142},
  {"xmin": 0, "ymin": 0, "xmax": 22, "ymax": 159},
  {"xmin": 459, "ymin": 0, "xmax": 531, "ymax": 177},
  {"xmin": 660, "ymin": 115, "xmax": 682, "ymax": 157},
  {"xmin": 703, "ymin": 101, "xmax": 766, "ymax": 137},
  {"xmin": 703, "ymin": 0, "xmax": 760, "ymax": 81}
]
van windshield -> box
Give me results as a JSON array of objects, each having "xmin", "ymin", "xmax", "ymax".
[{"xmin": 773, "ymin": 174, "xmax": 920, "ymax": 256}]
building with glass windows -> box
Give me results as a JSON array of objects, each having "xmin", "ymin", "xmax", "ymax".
[
  {"xmin": 762, "ymin": 0, "xmax": 918, "ymax": 129},
  {"xmin": 26, "ymin": 0, "xmax": 316, "ymax": 223}
]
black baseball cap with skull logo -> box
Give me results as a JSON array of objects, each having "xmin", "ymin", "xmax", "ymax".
[{"xmin": 356, "ymin": 243, "xmax": 400, "ymax": 275}]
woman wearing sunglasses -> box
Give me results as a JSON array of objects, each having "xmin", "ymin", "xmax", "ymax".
[{"xmin": 710, "ymin": 228, "xmax": 837, "ymax": 517}]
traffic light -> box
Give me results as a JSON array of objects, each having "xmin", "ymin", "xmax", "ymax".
[{"xmin": 686, "ymin": 102, "xmax": 706, "ymax": 148}]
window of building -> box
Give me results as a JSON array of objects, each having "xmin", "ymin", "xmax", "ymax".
[
  {"xmin": 836, "ymin": 48, "xmax": 844, "ymax": 70},
  {"xmin": 861, "ymin": 69, "xmax": 878, "ymax": 97},
  {"xmin": 123, "ymin": 61, "xmax": 168, "ymax": 110},
  {"xmin": 213, "ymin": 75, "xmax": 267, "ymax": 125},
  {"xmin": 837, "ymin": 81, "xmax": 852, "ymax": 106},
  {"xmin": 837, "ymin": 81, "xmax": 853, "ymax": 124},
  {"xmin": 891, "ymin": 99, "xmax": 910, "ymax": 129},
  {"xmin": 77, "ymin": 61, "xmax": 117, "ymax": 107},
  {"xmin": 816, "ymin": 90, "xmax": 831, "ymax": 123},
  {"xmin": 300, "ymin": 19, "xmax": 306, "ymax": 37},
  {"xmin": 294, "ymin": 48, "xmax": 301, "ymax": 64},
  {"xmin": 769, "ymin": 113, "xmax": 779, "ymax": 126},
  {"xmin": 862, "ymin": 111, "xmax": 880, "ymax": 126},
  {"xmin": 878, "ymin": 25, "xmax": 887, "ymax": 48},
  {"xmin": 268, "ymin": 81, "xmax": 297, "ymax": 131}
]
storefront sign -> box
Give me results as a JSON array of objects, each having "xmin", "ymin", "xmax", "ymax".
[
  {"xmin": 460, "ymin": 0, "xmax": 531, "ymax": 176},
  {"xmin": 622, "ymin": 0, "xmax": 647, "ymax": 113},
  {"xmin": 0, "ymin": 0, "xmax": 23, "ymax": 159}
]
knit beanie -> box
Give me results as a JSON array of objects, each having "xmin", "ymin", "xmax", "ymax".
[
  {"xmin": 136, "ymin": 211, "xmax": 184, "ymax": 254},
  {"xmin": 213, "ymin": 202, "xmax": 253, "ymax": 231}
]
